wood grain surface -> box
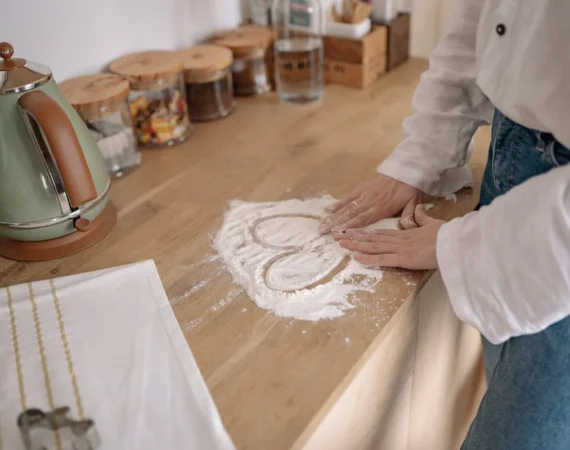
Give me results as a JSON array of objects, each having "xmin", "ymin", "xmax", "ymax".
[
  {"xmin": 0, "ymin": 59, "xmax": 491, "ymax": 449},
  {"xmin": 323, "ymin": 26, "xmax": 387, "ymax": 64}
]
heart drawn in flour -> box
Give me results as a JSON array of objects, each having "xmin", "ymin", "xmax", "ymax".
[{"xmin": 250, "ymin": 214, "xmax": 349, "ymax": 292}]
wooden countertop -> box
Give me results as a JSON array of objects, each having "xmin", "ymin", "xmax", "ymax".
[{"xmin": 0, "ymin": 59, "xmax": 490, "ymax": 449}]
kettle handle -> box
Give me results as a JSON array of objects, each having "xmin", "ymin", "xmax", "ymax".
[{"xmin": 18, "ymin": 91, "xmax": 97, "ymax": 209}]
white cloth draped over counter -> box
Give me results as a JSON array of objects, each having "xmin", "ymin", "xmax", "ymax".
[{"xmin": 0, "ymin": 260, "xmax": 234, "ymax": 450}]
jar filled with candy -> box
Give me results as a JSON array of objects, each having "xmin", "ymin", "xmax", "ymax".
[{"xmin": 109, "ymin": 50, "xmax": 192, "ymax": 148}]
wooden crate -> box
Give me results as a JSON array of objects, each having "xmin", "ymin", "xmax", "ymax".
[
  {"xmin": 384, "ymin": 13, "xmax": 410, "ymax": 71},
  {"xmin": 323, "ymin": 13, "xmax": 410, "ymax": 88},
  {"xmin": 323, "ymin": 26, "xmax": 388, "ymax": 64},
  {"xmin": 324, "ymin": 54, "xmax": 387, "ymax": 89},
  {"xmin": 323, "ymin": 26, "xmax": 388, "ymax": 88}
]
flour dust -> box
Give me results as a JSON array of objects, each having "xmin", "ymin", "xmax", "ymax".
[
  {"xmin": 211, "ymin": 287, "xmax": 242, "ymax": 312},
  {"xmin": 213, "ymin": 196, "xmax": 400, "ymax": 321}
]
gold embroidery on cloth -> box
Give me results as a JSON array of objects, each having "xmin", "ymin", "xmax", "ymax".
[
  {"xmin": 6, "ymin": 286, "xmax": 26, "ymax": 410},
  {"xmin": 29, "ymin": 282, "xmax": 62, "ymax": 450},
  {"xmin": 51, "ymin": 279, "xmax": 85, "ymax": 419}
]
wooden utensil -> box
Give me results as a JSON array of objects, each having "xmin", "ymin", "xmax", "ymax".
[
  {"xmin": 351, "ymin": 2, "xmax": 373, "ymax": 23},
  {"xmin": 331, "ymin": 0, "xmax": 372, "ymax": 24}
]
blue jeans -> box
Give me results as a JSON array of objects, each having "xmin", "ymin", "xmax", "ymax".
[{"xmin": 461, "ymin": 110, "xmax": 570, "ymax": 449}]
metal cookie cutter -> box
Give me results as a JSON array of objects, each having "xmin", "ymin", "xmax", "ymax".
[{"xmin": 18, "ymin": 407, "xmax": 101, "ymax": 450}]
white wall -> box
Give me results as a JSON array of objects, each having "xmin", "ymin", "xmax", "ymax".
[
  {"xmin": 410, "ymin": 0, "xmax": 458, "ymax": 58},
  {"xmin": 5, "ymin": 0, "xmax": 248, "ymax": 81},
  {"xmin": 5, "ymin": 0, "xmax": 456, "ymax": 80}
]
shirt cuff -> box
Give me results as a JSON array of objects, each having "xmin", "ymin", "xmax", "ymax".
[{"xmin": 436, "ymin": 218, "xmax": 479, "ymax": 336}]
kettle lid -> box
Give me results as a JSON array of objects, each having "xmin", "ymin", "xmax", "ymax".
[{"xmin": 0, "ymin": 42, "xmax": 51, "ymax": 95}]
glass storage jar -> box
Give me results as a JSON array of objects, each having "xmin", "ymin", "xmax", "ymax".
[
  {"xmin": 180, "ymin": 44, "xmax": 235, "ymax": 121},
  {"xmin": 211, "ymin": 25, "xmax": 273, "ymax": 96},
  {"xmin": 273, "ymin": 0, "xmax": 325, "ymax": 104},
  {"xmin": 60, "ymin": 74, "xmax": 141, "ymax": 178},
  {"xmin": 109, "ymin": 50, "xmax": 192, "ymax": 148}
]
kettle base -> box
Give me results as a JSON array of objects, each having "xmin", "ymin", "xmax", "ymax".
[{"xmin": 0, "ymin": 203, "xmax": 117, "ymax": 262}]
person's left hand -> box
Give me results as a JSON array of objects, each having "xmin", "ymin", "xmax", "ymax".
[{"xmin": 333, "ymin": 205, "xmax": 445, "ymax": 270}]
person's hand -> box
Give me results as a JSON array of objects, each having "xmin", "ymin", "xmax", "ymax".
[
  {"xmin": 319, "ymin": 174, "xmax": 424, "ymax": 234},
  {"xmin": 334, "ymin": 205, "xmax": 444, "ymax": 270}
]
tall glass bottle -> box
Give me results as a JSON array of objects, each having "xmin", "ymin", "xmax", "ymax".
[{"xmin": 272, "ymin": 0, "xmax": 324, "ymax": 104}]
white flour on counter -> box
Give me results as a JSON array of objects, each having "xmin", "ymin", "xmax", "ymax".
[{"xmin": 213, "ymin": 196, "xmax": 399, "ymax": 321}]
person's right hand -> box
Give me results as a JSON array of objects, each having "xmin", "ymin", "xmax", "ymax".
[{"xmin": 319, "ymin": 174, "xmax": 424, "ymax": 235}]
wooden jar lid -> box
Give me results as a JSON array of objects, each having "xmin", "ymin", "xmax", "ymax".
[
  {"xmin": 211, "ymin": 25, "xmax": 272, "ymax": 58},
  {"xmin": 109, "ymin": 50, "xmax": 183, "ymax": 86},
  {"xmin": 60, "ymin": 73, "xmax": 130, "ymax": 120},
  {"xmin": 180, "ymin": 44, "xmax": 233, "ymax": 83}
]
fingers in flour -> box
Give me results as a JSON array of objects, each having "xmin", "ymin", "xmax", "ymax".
[
  {"xmin": 324, "ymin": 192, "xmax": 360, "ymax": 214},
  {"xmin": 339, "ymin": 239, "xmax": 400, "ymax": 255},
  {"xmin": 335, "ymin": 205, "xmax": 387, "ymax": 232},
  {"xmin": 320, "ymin": 201, "xmax": 368, "ymax": 234},
  {"xmin": 334, "ymin": 228, "xmax": 400, "ymax": 242},
  {"xmin": 399, "ymin": 198, "xmax": 420, "ymax": 230}
]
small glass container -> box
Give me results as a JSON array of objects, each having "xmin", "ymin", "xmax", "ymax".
[
  {"xmin": 180, "ymin": 44, "xmax": 235, "ymax": 121},
  {"xmin": 211, "ymin": 25, "xmax": 273, "ymax": 96},
  {"xmin": 60, "ymin": 74, "xmax": 141, "ymax": 178},
  {"xmin": 109, "ymin": 50, "xmax": 192, "ymax": 148}
]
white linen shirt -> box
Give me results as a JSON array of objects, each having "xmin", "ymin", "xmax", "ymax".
[{"xmin": 377, "ymin": 0, "xmax": 570, "ymax": 344}]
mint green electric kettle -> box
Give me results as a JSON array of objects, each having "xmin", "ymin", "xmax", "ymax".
[{"xmin": 0, "ymin": 42, "xmax": 116, "ymax": 261}]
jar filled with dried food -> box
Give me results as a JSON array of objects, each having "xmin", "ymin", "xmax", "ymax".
[
  {"xmin": 109, "ymin": 50, "xmax": 191, "ymax": 148},
  {"xmin": 60, "ymin": 74, "xmax": 141, "ymax": 178},
  {"xmin": 211, "ymin": 25, "xmax": 273, "ymax": 96},
  {"xmin": 180, "ymin": 44, "xmax": 235, "ymax": 121}
]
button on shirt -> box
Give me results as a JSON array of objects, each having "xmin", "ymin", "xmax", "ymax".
[{"xmin": 377, "ymin": 0, "xmax": 570, "ymax": 344}]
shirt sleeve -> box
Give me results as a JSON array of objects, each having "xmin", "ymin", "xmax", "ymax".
[
  {"xmin": 437, "ymin": 164, "xmax": 570, "ymax": 344},
  {"xmin": 378, "ymin": 0, "xmax": 493, "ymax": 197}
]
